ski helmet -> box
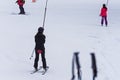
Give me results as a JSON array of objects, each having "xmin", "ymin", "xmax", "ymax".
[{"xmin": 38, "ymin": 27, "xmax": 44, "ymax": 33}]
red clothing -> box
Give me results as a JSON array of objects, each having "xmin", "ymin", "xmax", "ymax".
[
  {"xmin": 100, "ymin": 7, "xmax": 107, "ymax": 16},
  {"xmin": 16, "ymin": 0, "xmax": 25, "ymax": 6}
]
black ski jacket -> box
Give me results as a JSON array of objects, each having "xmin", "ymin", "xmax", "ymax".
[{"xmin": 35, "ymin": 32, "xmax": 46, "ymax": 50}]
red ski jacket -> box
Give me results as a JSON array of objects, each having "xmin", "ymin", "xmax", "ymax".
[
  {"xmin": 100, "ymin": 7, "xmax": 107, "ymax": 17},
  {"xmin": 16, "ymin": 0, "xmax": 25, "ymax": 6}
]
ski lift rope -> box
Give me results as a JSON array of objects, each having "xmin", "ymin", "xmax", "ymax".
[{"xmin": 42, "ymin": 0, "xmax": 48, "ymax": 28}]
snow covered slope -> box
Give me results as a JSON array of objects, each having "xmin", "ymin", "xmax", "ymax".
[{"xmin": 0, "ymin": 0, "xmax": 120, "ymax": 80}]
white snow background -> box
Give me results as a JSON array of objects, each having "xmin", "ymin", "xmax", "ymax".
[{"xmin": 0, "ymin": 0, "xmax": 120, "ymax": 80}]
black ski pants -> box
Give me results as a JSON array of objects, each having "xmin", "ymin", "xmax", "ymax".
[
  {"xmin": 34, "ymin": 48, "xmax": 47, "ymax": 69},
  {"xmin": 93, "ymin": 69, "xmax": 97, "ymax": 80},
  {"xmin": 19, "ymin": 6, "xmax": 25, "ymax": 14}
]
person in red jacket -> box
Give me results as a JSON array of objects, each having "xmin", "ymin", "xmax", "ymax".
[
  {"xmin": 100, "ymin": 4, "xmax": 108, "ymax": 26},
  {"xmin": 16, "ymin": 0, "xmax": 25, "ymax": 14}
]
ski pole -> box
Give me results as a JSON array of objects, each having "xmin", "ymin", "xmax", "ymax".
[
  {"xmin": 42, "ymin": 0, "xmax": 48, "ymax": 28},
  {"xmin": 30, "ymin": 48, "xmax": 35, "ymax": 60}
]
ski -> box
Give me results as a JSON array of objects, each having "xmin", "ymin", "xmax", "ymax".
[
  {"xmin": 41, "ymin": 70, "xmax": 47, "ymax": 75},
  {"xmin": 41, "ymin": 67, "xmax": 49, "ymax": 75},
  {"xmin": 30, "ymin": 66, "xmax": 43, "ymax": 74},
  {"xmin": 30, "ymin": 70, "xmax": 38, "ymax": 74},
  {"xmin": 30, "ymin": 66, "xmax": 49, "ymax": 74},
  {"xmin": 11, "ymin": 12, "xmax": 29, "ymax": 15}
]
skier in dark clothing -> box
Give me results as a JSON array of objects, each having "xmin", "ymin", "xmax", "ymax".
[
  {"xmin": 16, "ymin": 0, "xmax": 25, "ymax": 14},
  {"xmin": 100, "ymin": 4, "xmax": 108, "ymax": 26},
  {"xmin": 90, "ymin": 53, "xmax": 97, "ymax": 80},
  {"xmin": 34, "ymin": 27, "xmax": 47, "ymax": 71},
  {"xmin": 71, "ymin": 52, "xmax": 81, "ymax": 80}
]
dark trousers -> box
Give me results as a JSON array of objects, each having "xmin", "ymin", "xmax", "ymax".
[
  {"xmin": 71, "ymin": 53, "xmax": 81, "ymax": 80},
  {"xmin": 19, "ymin": 6, "xmax": 25, "ymax": 14},
  {"xmin": 93, "ymin": 75, "xmax": 96, "ymax": 80},
  {"xmin": 93, "ymin": 69, "xmax": 97, "ymax": 80},
  {"xmin": 101, "ymin": 16, "xmax": 108, "ymax": 26},
  {"xmin": 34, "ymin": 48, "xmax": 47, "ymax": 69}
]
